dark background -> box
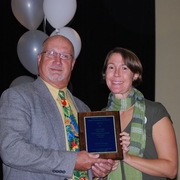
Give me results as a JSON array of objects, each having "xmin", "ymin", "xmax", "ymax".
[{"xmin": 0, "ymin": 0, "xmax": 155, "ymax": 178}]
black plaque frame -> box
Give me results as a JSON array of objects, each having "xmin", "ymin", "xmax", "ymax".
[{"xmin": 78, "ymin": 111, "xmax": 123, "ymax": 160}]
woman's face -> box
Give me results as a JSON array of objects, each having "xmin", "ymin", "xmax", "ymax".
[{"xmin": 105, "ymin": 53, "xmax": 139, "ymax": 99}]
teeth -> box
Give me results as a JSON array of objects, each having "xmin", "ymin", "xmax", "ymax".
[{"xmin": 113, "ymin": 81, "xmax": 122, "ymax": 84}]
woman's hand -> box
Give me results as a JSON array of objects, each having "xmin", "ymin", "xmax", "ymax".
[
  {"xmin": 112, "ymin": 160, "xmax": 119, "ymax": 170},
  {"xmin": 120, "ymin": 132, "xmax": 130, "ymax": 159},
  {"xmin": 92, "ymin": 158, "xmax": 115, "ymax": 178}
]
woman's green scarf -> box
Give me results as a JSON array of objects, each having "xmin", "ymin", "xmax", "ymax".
[{"xmin": 105, "ymin": 88, "xmax": 146, "ymax": 180}]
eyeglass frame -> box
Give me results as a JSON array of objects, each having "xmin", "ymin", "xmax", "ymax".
[{"xmin": 40, "ymin": 50, "xmax": 74, "ymax": 60}]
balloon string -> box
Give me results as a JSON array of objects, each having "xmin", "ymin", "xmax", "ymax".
[
  {"xmin": 43, "ymin": 16, "xmax": 47, "ymax": 34},
  {"xmin": 55, "ymin": 28, "xmax": 60, "ymax": 35}
]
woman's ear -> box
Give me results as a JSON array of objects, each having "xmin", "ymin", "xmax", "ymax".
[{"xmin": 133, "ymin": 73, "xmax": 139, "ymax": 81}]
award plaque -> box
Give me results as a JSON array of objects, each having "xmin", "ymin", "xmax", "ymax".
[{"xmin": 78, "ymin": 111, "xmax": 123, "ymax": 160}]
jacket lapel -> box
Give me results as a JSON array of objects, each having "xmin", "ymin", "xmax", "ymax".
[{"xmin": 33, "ymin": 77, "xmax": 66, "ymax": 149}]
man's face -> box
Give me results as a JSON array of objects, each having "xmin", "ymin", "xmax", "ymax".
[{"xmin": 38, "ymin": 36, "xmax": 75, "ymax": 89}]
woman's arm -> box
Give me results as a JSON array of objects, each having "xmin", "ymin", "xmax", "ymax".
[{"xmin": 123, "ymin": 117, "xmax": 178, "ymax": 179}]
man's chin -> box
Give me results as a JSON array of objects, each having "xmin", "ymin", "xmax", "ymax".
[{"xmin": 48, "ymin": 75, "xmax": 65, "ymax": 82}]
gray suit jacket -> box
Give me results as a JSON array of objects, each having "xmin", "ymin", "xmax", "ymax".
[{"xmin": 0, "ymin": 77, "xmax": 91, "ymax": 180}]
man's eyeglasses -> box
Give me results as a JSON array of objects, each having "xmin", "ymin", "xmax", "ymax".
[{"xmin": 40, "ymin": 50, "xmax": 74, "ymax": 60}]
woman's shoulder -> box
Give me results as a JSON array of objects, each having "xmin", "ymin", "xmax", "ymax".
[
  {"xmin": 145, "ymin": 99, "xmax": 165, "ymax": 108},
  {"xmin": 144, "ymin": 99, "xmax": 171, "ymax": 124}
]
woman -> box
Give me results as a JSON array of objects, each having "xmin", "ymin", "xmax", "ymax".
[{"xmin": 101, "ymin": 47, "xmax": 178, "ymax": 180}]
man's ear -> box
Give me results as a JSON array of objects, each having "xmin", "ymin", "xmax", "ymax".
[
  {"xmin": 71, "ymin": 59, "xmax": 76, "ymax": 70},
  {"xmin": 37, "ymin": 54, "xmax": 41, "ymax": 66}
]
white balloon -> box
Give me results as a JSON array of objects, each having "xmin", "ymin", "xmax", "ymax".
[
  {"xmin": 10, "ymin": 76, "xmax": 35, "ymax": 87},
  {"xmin": 17, "ymin": 30, "xmax": 49, "ymax": 75},
  {"xmin": 50, "ymin": 27, "xmax": 81, "ymax": 59},
  {"xmin": 43, "ymin": 0, "xmax": 77, "ymax": 29},
  {"xmin": 11, "ymin": 0, "xmax": 44, "ymax": 30}
]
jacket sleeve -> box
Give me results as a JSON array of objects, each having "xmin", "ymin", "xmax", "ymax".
[{"xmin": 0, "ymin": 87, "xmax": 76, "ymax": 178}]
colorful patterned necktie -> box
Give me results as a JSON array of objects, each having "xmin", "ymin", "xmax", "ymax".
[{"xmin": 58, "ymin": 90, "xmax": 88, "ymax": 180}]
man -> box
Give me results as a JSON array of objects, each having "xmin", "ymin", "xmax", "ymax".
[{"xmin": 0, "ymin": 35, "xmax": 116, "ymax": 180}]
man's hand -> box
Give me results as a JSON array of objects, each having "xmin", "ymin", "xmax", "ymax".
[
  {"xmin": 92, "ymin": 159, "xmax": 118, "ymax": 178},
  {"xmin": 74, "ymin": 151, "xmax": 118, "ymax": 178},
  {"xmin": 74, "ymin": 151, "xmax": 100, "ymax": 170}
]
